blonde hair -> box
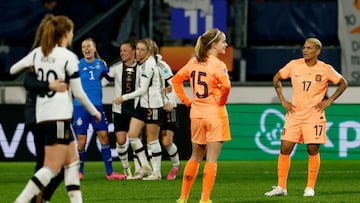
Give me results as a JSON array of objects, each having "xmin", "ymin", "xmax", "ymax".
[
  {"xmin": 32, "ymin": 14, "xmax": 55, "ymax": 50},
  {"xmin": 82, "ymin": 38, "xmax": 102, "ymax": 60},
  {"xmin": 143, "ymin": 38, "xmax": 159, "ymax": 57},
  {"xmin": 142, "ymin": 38, "xmax": 161, "ymax": 62},
  {"xmin": 136, "ymin": 38, "xmax": 152, "ymax": 62},
  {"xmin": 41, "ymin": 15, "xmax": 74, "ymax": 57},
  {"xmin": 306, "ymin": 38, "xmax": 322, "ymax": 49},
  {"xmin": 194, "ymin": 28, "xmax": 222, "ymax": 62}
]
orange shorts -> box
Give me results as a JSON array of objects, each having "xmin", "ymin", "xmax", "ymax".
[
  {"xmin": 190, "ymin": 117, "xmax": 231, "ymax": 145},
  {"xmin": 282, "ymin": 117, "xmax": 326, "ymax": 144}
]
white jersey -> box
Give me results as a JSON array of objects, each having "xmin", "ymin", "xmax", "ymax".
[
  {"xmin": 156, "ymin": 54, "xmax": 173, "ymax": 80},
  {"xmin": 102, "ymin": 61, "xmax": 140, "ymax": 114},
  {"xmin": 165, "ymin": 79, "xmax": 178, "ymax": 107},
  {"xmin": 156, "ymin": 54, "xmax": 177, "ymax": 107},
  {"xmin": 10, "ymin": 46, "xmax": 98, "ymax": 123},
  {"xmin": 122, "ymin": 56, "xmax": 164, "ymax": 108}
]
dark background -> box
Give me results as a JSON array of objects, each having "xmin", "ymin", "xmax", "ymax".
[{"xmin": 0, "ymin": 0, "xmax": 341, "ymax": 82}]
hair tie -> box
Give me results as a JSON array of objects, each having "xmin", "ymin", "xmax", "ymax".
[{"xmin": 206, "ymin": 30, "xmax": 221, "ymax": 46}]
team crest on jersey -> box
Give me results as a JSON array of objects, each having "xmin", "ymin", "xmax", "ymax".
[
  {"xmin": 76, "ymin": 117, "xmax": 83, "ymax": 126},
  {"xmin": 95, "ymin": 63, "xmax": 101, "ymax": 69},
  {"xmin": 125, "ymin": 67, "xmax": 134, "ymax": 73},
  {"xmin": 64, "ymin": 129, "xmax": 70, "ymax": 139},
  {"xmin": 126, "ymin": 75, "xmax": 132, "ymax": 82},
  {"xmin": 315, "ymin": 74, "xmax": 322, "ymax": 82}
]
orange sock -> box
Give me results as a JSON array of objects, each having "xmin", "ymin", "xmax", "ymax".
[
  {"xmin": 179, "ymin": 159, "xmax": 200, "ymax": 200},
  {"xmin": 278, "ymin": 154, "xmax": 290, "ymax": 189},
  {"xmin": 201, "ymin": 162, "xmax": 217, "ymax": 201},
  {"xmin": 306, "ymin": 153, "xmax": 320, "ymax": 189}
]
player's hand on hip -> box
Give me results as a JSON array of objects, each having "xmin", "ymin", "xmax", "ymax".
[
  {"xmin": 164, "ymin": 85, "xmax": 172, "ymax": 94},
  {"xmin": 282, "ymin": 101, "xmax": 296, "ymax": 114},
  {"xmin": 164, "ymin": 102, "xmax": 174, "ymax": 112},
  {"xmin": 314, "ymin": 100, "xmax": 331, "ymax": 112}
]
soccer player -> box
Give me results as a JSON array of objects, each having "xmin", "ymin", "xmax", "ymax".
[
  {"xmin": 113, "ymin": 39, "xmax": 165, "ymax": 180},
  {"xmin": 9, "ymin": 14, "xmax": 67, "ymax": 203},
  {"xmin": 73, "ymin": 38, "xmax": 126, "ymax": 180},
  {"xmin": 149, "ymin": 40, "xmax": 181, "ymax": 180},
  {"xmin": 159, "ymin": 60, "xmax": 181, "ymax": 180},
  {"xmin": 264, "ymin": 38, "xmax": 348, "ymax": 197},
  {"xmin": 12, "ymin": 15, "xmax": 101, "ymax": 203},
  {"xmin": 102, "ymin": 39, "xmax": 141, "ymax": 179},
  {"xmin": 22, "ymin": 70, "xmax": 67, "ymax": 203},
  {"xmin": 173, "ymin": 28, "xmax": 231, "ymax": 203}
]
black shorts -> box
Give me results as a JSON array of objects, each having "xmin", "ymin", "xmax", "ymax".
[
  {"xmin": 113, "ymin": 112, "xmax": 132, "ymax": 132},
  {"xmin": 161, "ymin": 109, "xmax": 179, "ymax": 131},
  {"xmin": 132, "ymin": 106, "xmax": 163, "ymax": 124},
  {"xmin": 37, "ymin": 120, "xmax": 75, "ymax": 145}
]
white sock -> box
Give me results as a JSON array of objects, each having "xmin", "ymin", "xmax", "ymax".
[
  {"xmin": 147, "ymin": 143, "xmax": 152, "ymax": 161},
  {"xmin": 148, "ymin": 140, "xmax": 162, "ymax": 175},
  {"xmin": 15, "ymin": 167, "xmax": 57, "ymax": 203},
  {"xmin": 15, "ymin": 181, "xmax": 40, "ymax": 203},
  {"xmin": 133, "ymin": 152, "xmax": 141, "ymax": 172},
  {"xmin": 130, "ymin": 138, "xmax": 151, "ymax": 168},
  {"xmin": 166, "ymin": 143, "xmax": 180, "ymax": 167},
  {"xmin": 116, "ymin": 142, "xmax": 129, "ymax": 169},
  {"xmin": 64, "ymin": 161, "xmax": 82, "ymax": 203},
  {"xmin": 68, "ymin": 191, "xmax": 82, "ymax": 203}
]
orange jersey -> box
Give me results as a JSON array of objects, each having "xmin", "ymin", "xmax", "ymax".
[
  {"xmin": 172, "ymin": 55, "xmax": 231, "ymax": 118},
  {"xmin": 279, "ymin": 58, "xmax": 343, "ymax": 122}
]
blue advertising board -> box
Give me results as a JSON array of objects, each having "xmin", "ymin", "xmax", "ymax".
[{"xmin": 171, "ymin": 0, "xmax": 227, "ymax": 39}]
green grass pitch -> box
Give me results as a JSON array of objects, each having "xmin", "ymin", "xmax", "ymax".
[{"xmin": 1, "ymin": 160, "xmax": 360, "ymax": 203}]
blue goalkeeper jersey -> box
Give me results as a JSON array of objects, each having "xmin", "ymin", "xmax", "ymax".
[{"xmin": 74, "ymin": 58, "xmax": 108, "ymax": 106}]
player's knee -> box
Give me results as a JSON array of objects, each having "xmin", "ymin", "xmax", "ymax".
[
  {"xmin": 76, "ymin": 137, "xmax": 87, "ymax": 150},
  {"xmin": 115, "ymin": 133, "xmax": 127, "ymax": 145},
  {"xmin": 307, "ymin": 148, "xmax": 319, "ymax": 156},
  {"xmin": 280, "ymin": 145, "xmax": 294, "ymax": 155},
  {"xmin": 116, "ymin": 142, "xmax": 128, "ymax": 153},
  {"xmin": 33, "ymin": 166, "xmax": 58, "ymax": 190},
  {"xmin": 64, "ymin": 161, "xmax": 80, "ymax": 190},
  {"xmin": 162, "ymin": 139, "xmax": 172, "ymax": 148}
]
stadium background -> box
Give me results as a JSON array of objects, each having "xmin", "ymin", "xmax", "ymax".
[{"xmin": 1, "ymin": 0, "xmax": 360, "ymax": 162}]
